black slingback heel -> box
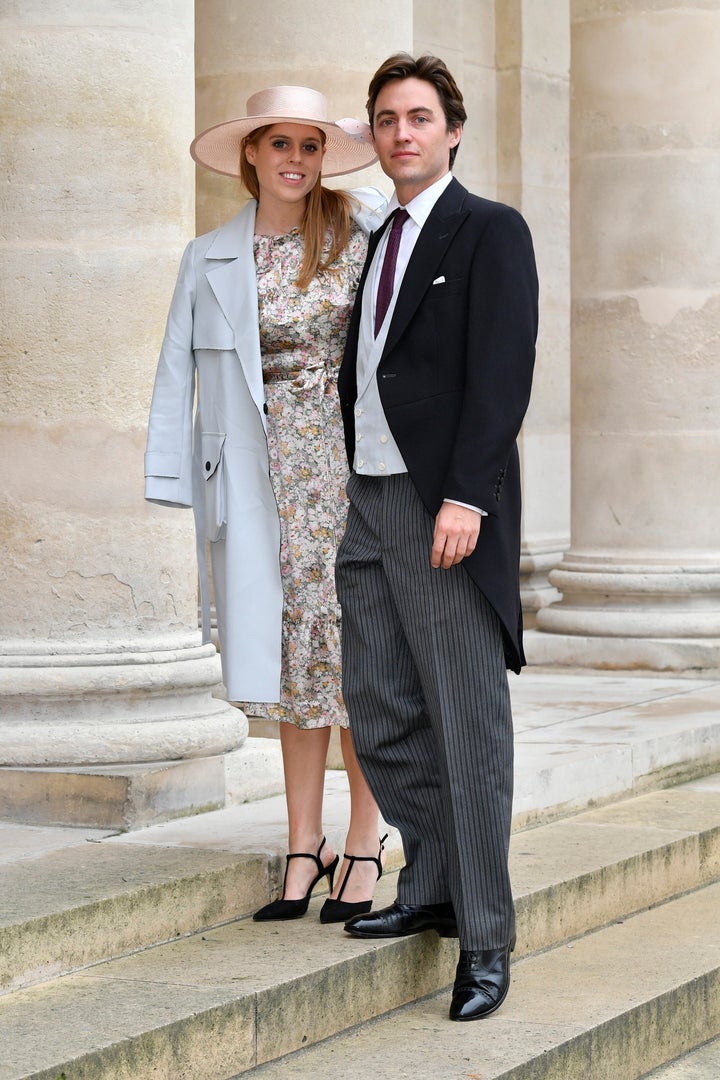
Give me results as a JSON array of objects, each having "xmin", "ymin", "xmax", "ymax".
[
  {"xmin": 253, "ymin": 836, "xmax": 339, "ymax": 921},
  {"xmin": 319, "ymin": 834, "xmax": 388, "ymax": 924}
]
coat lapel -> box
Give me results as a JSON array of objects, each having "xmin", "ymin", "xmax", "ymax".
[
  {"xmin": 204, "ymin": 202, "xmax": 265, "ymax": 413},
  {"xmin": 383, "ymin": 179, "xmax": 469, "ymax": 357}
]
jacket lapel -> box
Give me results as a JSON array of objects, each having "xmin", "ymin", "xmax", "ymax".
[
  {"xmin": 352, "ymin": 212, "xmax": 393, "ymax": 330},
  {"xmin": 342, "ymin": 213, "xmax": 394, "ymax": 395},
  {"xmin": 383, "ymin": 178, "xmax": 469, "ymax": 357},
  {"xmin": 204, "ymin": 202, "xmax": 265, "ymax": 412}
]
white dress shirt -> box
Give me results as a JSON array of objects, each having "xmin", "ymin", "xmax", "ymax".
[
  {"xmin": 353, "ymin": 172, "xmax": 484, "ymax": 515},
  {"xmin": 372, "ymin": 172, "xmax": 454, "ymax": 322}
]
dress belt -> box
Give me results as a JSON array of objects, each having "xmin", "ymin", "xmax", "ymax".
[
  {"xmin": 263, "ymin": 368, "xmax": 304, "ymax": 382},
  {"xmin": 262, "ymin": 362, "xmax": 338, "ymax": 392}
]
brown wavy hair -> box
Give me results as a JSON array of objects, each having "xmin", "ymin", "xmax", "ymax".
[
  {"xmin": 366, "ymin": 53, "xmax": 466, "ymax": 167},
  {"xmin": 240, "ymin": 125, "xmax": 354, "ymax": 291}
]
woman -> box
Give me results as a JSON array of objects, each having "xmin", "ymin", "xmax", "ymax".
[{"xmin": 145, "ymin": 86, "xmax": 387, "ymax": 923}]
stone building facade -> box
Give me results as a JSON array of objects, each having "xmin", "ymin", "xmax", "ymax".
[{"xmin": 1, "ymin": 1, "xmax": 718, "ymax": 825}]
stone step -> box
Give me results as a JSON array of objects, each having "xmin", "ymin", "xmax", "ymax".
[
  {"xmin": 245, "ymin": 882, "xmax": 720, "ymax": 1080},
  {"xmin": 1, "ymin": 775, "xmax": 718, "ymax": 1079},
  {"xmin": 0, "ymin": 773, "xmax": 405, "ymax": 996},
  {"xmin": 640, "ymin": 1036, "xmax": 720, "ymax": 1078},
  {"xmin": 0, "ymin": 841, "xmax": 272, "ymax": 996},
  {"xmin": 2, "ymin": 773, "xmax": 718, "ymax": 998},
  {"xmin": 3, "ymin": 881, "xmax": 718, "ymax": 1080},
  {"xmin": 0, "ymin": 768, "xmax": 405, "ymax": 993}
]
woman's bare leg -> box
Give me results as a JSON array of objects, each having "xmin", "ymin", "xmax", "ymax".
[
  {"xmin": 279, "ymin": 722, "xmax": 336, "ymax": 900},
  {"xmin": 329, "ymin": 727, "xmax": 384, "ymax": 903}
]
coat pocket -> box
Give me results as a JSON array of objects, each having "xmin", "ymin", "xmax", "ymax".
[{"xmin": 201, "ymin": 432, "xmax": 228, "ymax": 542}]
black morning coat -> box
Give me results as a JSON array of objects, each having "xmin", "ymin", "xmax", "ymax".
[{"xmin": 338, "ymin": 178, "xmax": 539, "ymax": 673}]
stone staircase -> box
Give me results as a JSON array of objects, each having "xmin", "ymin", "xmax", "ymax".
[
  {"xmin": 2, "ymin": 770, "xmax": 719, "ymax": 1079},
  {"xmin": 3, "ymin": 670, "xmax": 720, "ymax": 1079}
]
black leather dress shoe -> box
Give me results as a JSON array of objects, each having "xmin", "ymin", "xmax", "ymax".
[
  {"xmin": 344, "ymin": 901, "xmax": 458, "ymax": 938},
  {"xmin": 449, "ymin": 942, "xmax": 513, "ymax": 1021}
]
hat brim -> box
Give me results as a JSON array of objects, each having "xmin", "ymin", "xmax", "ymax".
[{"xmin": 190, "ymin": 115, "xmax": 377, "ymax": 179}]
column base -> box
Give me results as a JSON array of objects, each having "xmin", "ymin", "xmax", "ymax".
[
  {"xmin": 525, "ymin": 628, "xmax": 720, "ymax": 673},
  {"xmin": 0, "ymin": 757, "xmax": 227, "ymax": 831},
  {"xmin": 533, "ymin": 557, "xmax": 720, "ymax": 668},
  {"xmin": 223, "ymin": 737, "xmax": 286, "ymax": 805},
  {"xmin": 0, "ymin": 638, "xmax": 246, "ymax": 765},
  {"xmin": 0, "ymin": 739, "xmax": 289, "ymax": 831},
  {"xmin": 520, "ymin": 544, "xmax": 566, "ymax": 628}
]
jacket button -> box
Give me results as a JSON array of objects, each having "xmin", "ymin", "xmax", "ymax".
[{"xmin": 205, "ymin": 461, "xmax": 211, "ymax": 471}]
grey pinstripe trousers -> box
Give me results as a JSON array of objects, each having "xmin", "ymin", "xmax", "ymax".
[{"xmin": 336, "ymin": 472, "xmax": 515, "ymax": 950}]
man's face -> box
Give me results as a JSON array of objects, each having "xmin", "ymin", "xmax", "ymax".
[{"xmin": 371, "ymin": 76, "xmax": 461, "ymax": 202}]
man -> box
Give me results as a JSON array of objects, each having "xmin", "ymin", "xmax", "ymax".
[{"xmin": 335, "ymin": 53, "xmax": 538, "ymax": 1022}]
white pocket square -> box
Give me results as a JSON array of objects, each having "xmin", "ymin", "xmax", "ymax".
[{"xmin": 432, "ymin": 275, "xmax": 446, "ymax": 285}]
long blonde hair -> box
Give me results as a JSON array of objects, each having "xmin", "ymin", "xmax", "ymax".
[{"xmin": 240, "ymin": 125, "xmax": 354, "ymax": 291}]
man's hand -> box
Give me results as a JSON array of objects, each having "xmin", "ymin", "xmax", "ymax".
[{"xmin": 431, "ymin": 503, "xmax": 481, "ymax": 569}]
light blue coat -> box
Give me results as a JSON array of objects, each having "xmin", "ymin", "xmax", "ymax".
[{"xmin": 144, "ymin": 188, "xmax": 386, "ymax": 702}]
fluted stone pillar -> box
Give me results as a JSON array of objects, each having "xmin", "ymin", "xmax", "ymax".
[
  {"xmin": 0, "ymin": 3, "xmax": 246, "ymax": 826},
  {"xmin": 532, "ymin": 1, "xmax": 720, "ymax": 670},
  {"xmin": 495, "ymin": 0, "xmax": 571, "ymax": 622}
]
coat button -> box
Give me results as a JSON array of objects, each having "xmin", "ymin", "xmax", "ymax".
[
  {"xmin": 263, "ymin": 403, "xmax": 269, "ymax": 415},
  {"xmin": 205, "ymin": 461, "xmax": 211, "ymax": 471}
]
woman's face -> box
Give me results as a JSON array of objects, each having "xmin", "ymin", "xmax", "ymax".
[{"xmin": 244, "ymin": 123, "xmax": 326, "ymax": 206}]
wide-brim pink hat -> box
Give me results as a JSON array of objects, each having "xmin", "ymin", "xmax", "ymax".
[{"xmin": 190, "ymin": 85, "xmax": 377, "ymax": 178}]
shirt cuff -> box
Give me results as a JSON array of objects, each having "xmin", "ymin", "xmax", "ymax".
[{"xmin": 443, "ymin": 498, "xmax": 488, "ymax": 517}]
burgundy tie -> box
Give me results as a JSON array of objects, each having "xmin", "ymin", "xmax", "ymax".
[{"xmin": 374, "ymin": 208, "xmax": 409, "ymax": 336}]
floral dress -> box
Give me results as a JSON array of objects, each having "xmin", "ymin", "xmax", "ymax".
[{"xmin": 242, "ymin": 223, "xmax": 368, "ymax": 729}]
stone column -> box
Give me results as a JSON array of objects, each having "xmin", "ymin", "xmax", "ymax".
[
  {"xmin": 532, "ymin": 1, "xmax": 720, "ymax": 669},
  {"xmin": 0, "ymin": 2, "xmax": 245, "ymax": 827},
  {"xmin": 495, "ymin": 0, "xmax": 571, "ymax": 623}
]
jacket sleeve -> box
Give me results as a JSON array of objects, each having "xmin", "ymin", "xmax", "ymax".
[
  {"xmin": 443, "ymin": 205, "xmax": 538, "ymax": 513},
  {"xmin": 144, "ymin": 240, "xmax": 197, "ymax": 508}
]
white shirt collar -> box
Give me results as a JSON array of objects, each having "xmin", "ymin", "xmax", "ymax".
[{"xmin": 386, "ymin": 172, "xmax": 454, "ymax": 230}]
